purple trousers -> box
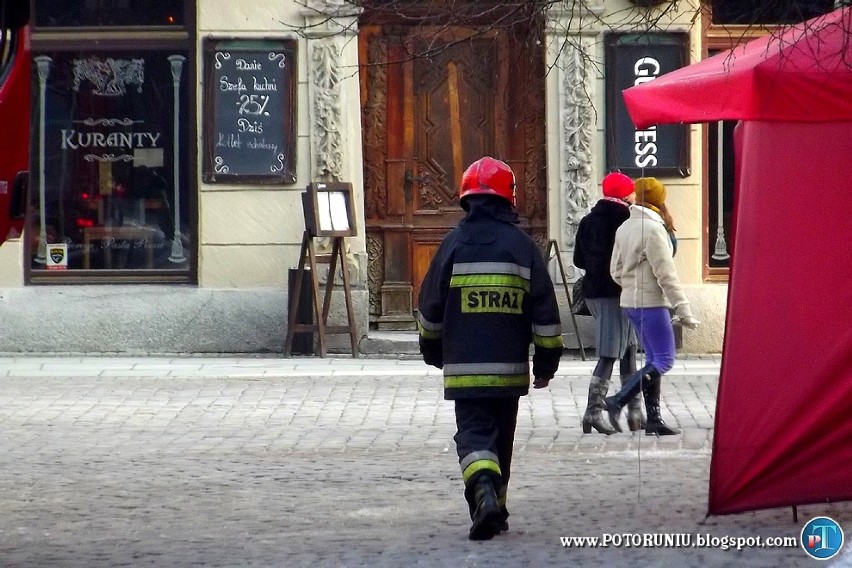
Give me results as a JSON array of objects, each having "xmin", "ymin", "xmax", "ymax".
[{"xmin": 625, "ymin": 307, "xmax": 675, "ymax": 374}]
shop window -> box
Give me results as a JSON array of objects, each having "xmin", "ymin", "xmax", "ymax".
[
  {"xmin": 704, "ymin": 1, "xmax": 842, "ymax": 278},
  {"xmin": 34, "ymin": 0, "xmax": 185, "ymax": 28},
  {"xmin": 710, "ymin": 0, "xmax": 836, "ymax": 25},
  {"xmin": 30, "ymin": 50, "xmax": 190, "ymax": 273},
  {"xmin": 27, "ymin": 1, "xmax": 194, "ymax": 280},
  {"xmin": 707, "ymin": 120, "xmax": 735, "ymax": 270}
]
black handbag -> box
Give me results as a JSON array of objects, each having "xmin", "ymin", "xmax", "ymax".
[{"xmin": 570, "ymin": 276, "xmax": 591, "ymax": 316}]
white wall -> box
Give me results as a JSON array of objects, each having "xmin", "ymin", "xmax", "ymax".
[
  {"xmin": 197, "ymin": 0, "xmax": 366, "ymax": 289},
  {"xmin": 197, "ymin": 1, "xmax": 311, "ymax": 288},
  {"xmin": 546, "ymin": 1, "xmax": 725, "ymax": 352}
]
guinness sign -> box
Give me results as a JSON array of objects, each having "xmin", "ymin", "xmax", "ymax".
[{"xmin": 605, "ymin": 33, "xmax": 690, "ymax": 178}]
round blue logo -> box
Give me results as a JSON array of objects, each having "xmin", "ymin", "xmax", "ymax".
[{"xmin": 801, "ymin": 516, "xmax": 844, "ymax": 560}]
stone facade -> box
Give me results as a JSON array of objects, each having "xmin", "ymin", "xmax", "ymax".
[{"xmin": 0, "ymin": 0, "xmax": 726, "ymax": 353}]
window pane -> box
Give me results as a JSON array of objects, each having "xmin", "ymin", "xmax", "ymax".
[
  {"xmin": 30, "ymin": 50, "xmax": 191, "ymax": 272},
  {"xmin": 711, "ymin": 0, "xmax": 835, "ymax": 25},
  {"xmin": 1, "ymin": 28, "xmax": 13, "ymax": 75},
  {"xmin": 34, "ymin": 0, "xmax": 185, "ymax": 28}
]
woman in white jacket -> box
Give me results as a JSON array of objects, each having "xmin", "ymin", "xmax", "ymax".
[{"xmin": 604, "ymin": 178, "xmax": 699, "ymax": 436}]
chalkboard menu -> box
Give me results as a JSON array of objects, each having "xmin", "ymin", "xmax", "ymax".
[{"xmin": 203, "ymin": 39, "xmax": 297, "ymax": 184}]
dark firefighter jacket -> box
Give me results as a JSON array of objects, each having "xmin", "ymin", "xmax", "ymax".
[{"xmin": 417, "ymin": 195, "xmax": 563, "ymax": 400}]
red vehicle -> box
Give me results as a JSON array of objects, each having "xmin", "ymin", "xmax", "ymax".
[{"xmin": 0, "ymin": 0, "xmax": 29, "ymax": 245}]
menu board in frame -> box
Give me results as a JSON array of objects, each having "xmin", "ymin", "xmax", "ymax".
[{"xmin": 203, "ymin": 38, "xmax": 297, "ymax": 184}]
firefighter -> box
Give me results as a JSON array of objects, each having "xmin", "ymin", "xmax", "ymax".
[{"xmin": 418, "ymin": 156, "xmax": 563, "ymax": 541}]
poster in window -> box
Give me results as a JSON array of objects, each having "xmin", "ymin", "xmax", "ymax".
[{"xmin": 605, "ymin": 33, "xmax": 690, "ymax": 178}]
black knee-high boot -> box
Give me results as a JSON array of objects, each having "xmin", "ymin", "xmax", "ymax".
[
  {"xmin": 582, "ymin": 358, "xmax": 616, "ymax": 435},
  {"xmin": 604, "ymin": 364, "xmax": 658, "ymax": 432},
  {"xmin": 643, "ymin": 374, "xmax": 681, "ymax": 436},
  {"xmin": 619, "ymin": 346, "xmax": 646, "ymax": 432}
]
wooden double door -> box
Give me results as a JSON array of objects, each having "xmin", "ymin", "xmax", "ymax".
[{"xmin": 360, "ymin": 23, "xmax": 548, "ymax": 329}]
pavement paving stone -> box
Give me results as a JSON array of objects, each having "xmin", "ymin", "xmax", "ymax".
[{"xmin": 1, "ymin": 355, "xmax": 850, "ymax": 567}]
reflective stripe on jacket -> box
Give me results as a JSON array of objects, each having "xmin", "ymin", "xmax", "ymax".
[{"xmin": 417, "ymin": 196, "xmax": 562, "ymax": 399}]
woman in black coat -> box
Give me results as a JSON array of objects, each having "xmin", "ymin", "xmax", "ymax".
[{"xmin": 573, "ymin": 173, "xmax": 643, "ymax": 434}]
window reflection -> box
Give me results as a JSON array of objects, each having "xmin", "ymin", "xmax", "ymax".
[
  {"xmin": 34, "ymin": 0, "xmax": 185, "ymax": 28},
  {"xmin": 708, "ymin": 120, "xmax": 735, "ymax": 269},
  {"xmin": 711, "ymin": 0, "xmax": 835, "ymax": 25},
  {"xmin": 30, "ymin": 50, "xmax": 190, "ymax": 271}
]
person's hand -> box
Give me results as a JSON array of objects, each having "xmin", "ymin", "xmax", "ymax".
[
  {"xmin": 671, "ymin": 314, "xmax": 701, "ymax": 329},
  {"xmin": 672, "ymin": 303, "xmax": 700, "ymax": 330},
  {"xmin": 673, "ymin": 315, "xmax": 700, "ymax": 329},
  {"xmin": 533, "ymin": 377, "xmax": 551, "ymax": 389}
]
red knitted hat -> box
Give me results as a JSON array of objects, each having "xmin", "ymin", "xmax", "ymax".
[{"xmin": 601, "ymin": 172, "xmax": 635, "ymax": 200}]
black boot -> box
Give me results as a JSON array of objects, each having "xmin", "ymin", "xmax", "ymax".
[
  {"xmin": 622, "ymin": 374, "xmax": 647, "ymax": 432},
  {"xmin": 582, "ymin": 376, "xmax": 616, "ymax": 435},
  {"xmin": 643, "ymin": 374, "xmax": 681, "ymax": 436},
  {"xmin": 469, "ymin": 475, "xmax": 502, "ymax": 541},
  {"xmin": 497, "ymin": 506, "xmax": 509, "ymax": 533},
  {"xmin": 496, "ymin": 485, "xmax": 509, "ymax": 534},
  {"xmin": 619, "ymin": 347, "xmax": 645, "ymax": 431},
  {"xmin": 604, "ymin": 364, "xmax": 657, "ymax": 432}
]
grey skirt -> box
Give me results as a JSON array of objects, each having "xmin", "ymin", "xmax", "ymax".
[{"xmin": 586, "ymin": 297, "xmax": 637, "ymax": 359}]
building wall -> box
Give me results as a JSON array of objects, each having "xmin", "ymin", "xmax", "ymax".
[
  {"xmin": 195, "ymin": 1, "xmax": 315, "ymax": 289},
  {"xmin": 0, "ymin": 0, "xmax": 727, "ymax": 354},
  {"xmin": 546, "ymin": 0, "xmax": 726, "ymax": 353},
  {"xmin": 195, "ymin": 1, "xmax": 366, "ymax": 291},
  {"xmin": 0, "ymin": 0, "xmax": 369, "ymax": 354}
]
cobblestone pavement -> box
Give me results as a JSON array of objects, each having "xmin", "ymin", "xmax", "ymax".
[{"xmin": 0, "ymin": 356, "xmax": 849, "ymax": 567}]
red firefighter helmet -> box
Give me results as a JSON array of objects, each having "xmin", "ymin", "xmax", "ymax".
[{"xmin": 459, "ymin": 156, "xmax": 516, "ymax": 206}]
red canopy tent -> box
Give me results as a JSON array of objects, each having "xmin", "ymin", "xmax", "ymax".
[{"xmin": 622, "ymin": 7, "xmax": 852, "ymax": 515}]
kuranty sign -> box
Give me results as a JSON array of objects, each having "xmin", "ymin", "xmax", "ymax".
[{"xmin": 605, "ymin": 33, "xmax": 690, "ymax": 178}]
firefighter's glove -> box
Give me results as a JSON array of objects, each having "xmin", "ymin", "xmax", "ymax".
[
  {"xmin": 419, "ymin": 337, "xmax": 443, "ymax": 369},
  {"xmin": 421, "ymin": 348, "xmax": 443, "ymax": 369},
  {"xmin": 533, "ymin": 377, "xmax": 551, "ymax": 389},
  {"xmin": 671, "ymin": 303, "xmax": 700, "ymax": 330}
]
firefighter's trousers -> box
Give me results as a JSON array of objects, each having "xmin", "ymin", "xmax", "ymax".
[{"xmin": 454, "ymin": 397, "xmax": 520, "ymax": 517}]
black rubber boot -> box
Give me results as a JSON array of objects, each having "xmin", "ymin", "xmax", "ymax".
[
  {"xmin": 497, "ymin": 506, "xmax": 509, "ymax": 534},
  {"xmin": 643, "ymin": 374, "xmax": 681, "ymax": 436},
  {"xmin": 468, "ymin": 475, "xmax": 502, "ymax": 541},
  {"xmin": 496, "ymin": 485, "xmax": 509, "ymax": 534},
  {"xmin": 604, "ymin": 364, "xmax": 657, "ymax": 432},
  {"xmin": 582, "ymin": 376, "xmax": 616, "ymax": 435}
]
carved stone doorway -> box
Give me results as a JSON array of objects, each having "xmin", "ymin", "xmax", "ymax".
[{"xmin": 359, "ymin": 19, "xmax": 547, "ymax": 330}]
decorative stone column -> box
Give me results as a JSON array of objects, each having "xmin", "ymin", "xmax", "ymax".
[
  {"xmin": 302, "ymin": 1, "xmax": 354, "ymax": 182},
  {"xmin": 301, "ymin": 0, "xmax": 366, "ymax": 287},
  {"xmin": 544, "ymin": 3, "xmax": 604, "ymax": 280}
]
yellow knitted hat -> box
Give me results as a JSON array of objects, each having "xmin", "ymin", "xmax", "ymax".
[{"xmin": 634, "ymin": 177, "xmax": 666, "ymax": 208}]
